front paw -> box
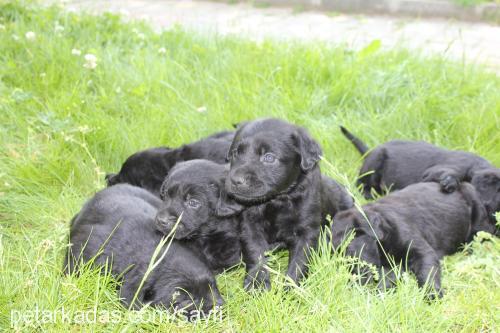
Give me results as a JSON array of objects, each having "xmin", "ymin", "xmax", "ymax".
[
  {"xmin": 440, "ymin": 175, "xmax": 459, "ymax": 193},
  {"xmin": 244, "ymin": 267, "xmax": 271, "ymax": 292},
  {"xmin": 425, "ymin": 287, "xmax": 444, "ymax": 301}
]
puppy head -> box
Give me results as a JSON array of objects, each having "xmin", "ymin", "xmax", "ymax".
[
  {"xmin": 331, "ymin": 210, "xmax": 386, "ymax": 253},
  {"xmin": 225, "ymin": 118, "xmax": 322, "ymax": 203},
  {"xmin": 137, "ymin": 245, "xmax": 224, "ymax": 315},
  {"xmin": 155, "ymin": 160, "xmax": 244, "ymax": 239},
  {"xmin": 471, "ymin": 168, "xmax": 500, "ymax": 222}
]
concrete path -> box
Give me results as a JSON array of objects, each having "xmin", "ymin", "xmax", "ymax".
[{"xmin": 63, "ymin": 0, "xmax": 500, "ymax": 72}]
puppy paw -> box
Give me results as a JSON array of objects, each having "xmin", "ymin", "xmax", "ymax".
[
  {"xmin": 440, "ymin": 176, "xmax": 459, "ymax": 193},
  {"xmin": 244, "ymin": 267, "xmax": 271, "ymax": 292},
  {"xmin": 425, "ymin": 288, "xmax": 444, "ymax": 301}
]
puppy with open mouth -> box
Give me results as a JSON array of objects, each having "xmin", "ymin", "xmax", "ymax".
[{"xmin": 225, "ymin": 118, "xmax": 353, "ymax": 291}]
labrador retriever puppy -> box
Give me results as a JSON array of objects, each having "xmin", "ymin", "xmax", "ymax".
[
  {"xmin": 65, "ymin": 184, "xmax": 224, "ymax": 314},
  {"xmin": 225, "ymin": 118, "xmax": 353, "ymax": 290},
  {"xmin": 331, "ymin": 182, "xmax": 494, "ymax": 298},
  {"xmin": 340, "ymin": 126, "xmax": 500, "ymax": 230},
  {"xmin": 105, "ymin": 130, "xmax": 234, "ymax": 196},
  {"xmin": 154, "ymin": 159, "xmax": 246, "ymax": 273}
]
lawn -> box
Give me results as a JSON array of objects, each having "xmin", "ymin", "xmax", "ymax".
[{"xmin": 1, "ymin": 1, "xmax": 499, "ymax": 332}]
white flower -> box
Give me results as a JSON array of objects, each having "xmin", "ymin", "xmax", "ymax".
[
  {"xmin": 25, "ymin": 31, "xmax": 36, "ymax": 40},
  {"xmin": 0, "ymin": 24, "xmax": 5, "ymax": 31},
  {"xmin": 55, "ymin": 23, "xmax": 64, "ymax": 33},
  {"xmin": 196, "ymin": 106, "xmax": 207, "ymax": 113},
  {"xmin": 83, "ymin": 54, "xmax": 97, "ymax": 69},
  {"xmin": 71, "ymin": 48, "xmax": 81, "ymax": 56},
  {"xmin": 158, "ymin": 47, "xmax": 167, "ymax": 54}
]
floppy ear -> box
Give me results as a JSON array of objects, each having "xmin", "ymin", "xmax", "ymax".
[
  {"xmin": 159, "ymin": 178, "xmax": 168, "ymax": 201},
  {"xmin": 216, "ymin": 190, "xmax": 245, "ymax": 217},
  {"xmin": 366, "ymin": 212, "xmax": 386, "ymax": 241},
  {"xmin": 226, "ymin": 122, "xmax": 248, "ymax": 162},
  {"xmin": 292, "ymin": 127, "xmax": 322, "ymax": 171}
]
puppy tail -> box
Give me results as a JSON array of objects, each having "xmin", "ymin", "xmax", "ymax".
[{"xmin": 340, "ymin": 126, "xmax": 369, "ymax": 155}]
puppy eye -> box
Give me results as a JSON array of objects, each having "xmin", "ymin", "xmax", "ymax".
[
  {"xmin": 187, "ymin": 198, "xmax": 201, "ymax": 208},
  {"xmin": 261, "ymin": 153, "xmax": 276, "ymax": 164}
]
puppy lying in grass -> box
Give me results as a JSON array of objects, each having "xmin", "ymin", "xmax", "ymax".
[
  {"xmin": 225, "ymin": 118, "xmax": 353, "ymax": 290},
  {"xmin": 106, "ymin": 130, "xmax": 234, "ymax": 196},
  {"xmin": 340, "ymin": 126, "xmax": 500, "ymax": 231},
  {"xmin": 65, "ymin": 184, "xmax": 224, "ymax": 313},
  {"xmin": 331, "ymin": 182, "xmax": 495, "ymax": 299},
  {"xmin": 154, "ymin": 159, "xmax": 246, "ymax": 273}
]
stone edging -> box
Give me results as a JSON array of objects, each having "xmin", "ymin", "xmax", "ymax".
[{"xmin": 249, "ymin": 0, "xmax": 500, "ymax": 23}]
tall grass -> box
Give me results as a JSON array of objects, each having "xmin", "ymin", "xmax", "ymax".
[{"xmin": 0, "ymin": 1, "xmax": 499, "ymax": 331}]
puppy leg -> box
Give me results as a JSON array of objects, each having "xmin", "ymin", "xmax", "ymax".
[
  {"xmin": 408, "ymin": 246, "xmax": 443, "ymax": 299},
  {"xmin": 240, "ymin": 221, "xmax": 271, "ymax": 291},
  {"xmin": 357, "ymin": 148, "xmax": 387, "ymax": 199},
  {"xmin": 422, "ymin": 166, "xmax": 463, "ymax": 193},
  {"xmin": 377, "ymin": 266, "xmax": 398, "ymax": 291},
  {"xmin": 285, "ymin": 228, "xmax": 320, "ymax": 286}
]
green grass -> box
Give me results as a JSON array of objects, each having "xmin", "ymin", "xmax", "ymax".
[{"xmin": 1, "ymin": 1, "xmax": 500, "ymax": 331}]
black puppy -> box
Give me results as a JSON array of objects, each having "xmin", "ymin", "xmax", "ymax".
[
  {"xmin": 225, "ymin": 118, "xmax": 353, "ymax": 290},
  {"xmin": 154, "ymin": 159, "xmax": 246, "ymax": 273},
  {"xmin": 65, "ymin": 184, "xmax": 224, "ymax": 313},
  {"xmin": 331, "ymin": 182, "xmax": 494, "ymax": 298},
  {"xmin": 106, "ymin": 130, "xmax": 234, "ymax": 196},
  {"xmin": 341, "ymin": 126, "xmax": 500, "ymax": 229}
]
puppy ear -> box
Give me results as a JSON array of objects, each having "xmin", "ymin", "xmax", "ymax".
[
  {"xmin": 226, "ymin": 122, "xmax": 248, "ymax": 162},
  {"xmin": 216, "ymin": 189, "xmax": 245, "ymax": 217},
  {"xmin": 159, "ymin": 179, "xmax": 168, "ymax": 201},
  {"xmin": 366, "ymin": 212, "xmax": 386, "ymax": 241},
  {"xmin": 292, "ymin": 127, "xmax": 322, "ymax": 171}
]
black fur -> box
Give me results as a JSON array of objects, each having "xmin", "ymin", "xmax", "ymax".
[
  {"xmin": 64, "ymin": 184, "xmax": 224, "ymax": 313},
  {"xmin": 331, "ymin": 182, "xmax": 494, "ymax": 298},
  {"xmin": 155, "ymin": 159, "xmax": 245, "ymax": 273},
  {"xmin": 341, "ymin": 126, "xmax": 500, "ymax": 230},
  {"xmin": 225, "ymin": 118, "xmax": 353, "ymax": 290},
  {"xmin": 106, "ymin": 131, "xmax": 234, "ymax": 196}
]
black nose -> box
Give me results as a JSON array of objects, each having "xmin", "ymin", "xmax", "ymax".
[
  {"xmin": 155, "ymin": 214, "xmax": 177, "ymax": 230},
  {"xmin": 231, "ymin": 175, "xmax": 246, "ymax": 186}
]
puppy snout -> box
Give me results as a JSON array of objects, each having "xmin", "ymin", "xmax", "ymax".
[
  {"xmin": 155, "ymin": 213, "xmax": 178, "ymax": 233},
  {"xmin": 215, "ymin": 295, "xmax": 225, "ymax": 307},
  {"xmin": 231, "ymin": 174, "xmax": 247, "ymax": 186}
]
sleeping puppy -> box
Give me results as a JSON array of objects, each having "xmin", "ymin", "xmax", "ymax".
[
  {"xmin": 65, "ymin": 184, "xmax": 224, "ymax": 314},
  {"xmin": 340, "ymin": 126, "xmax": 500, "ymax": 230},
  {"xmin": 225, "ymin": 118, "xmax": 353, "ymax": 290},
  {"xmin": 154, "ymin": 159, "xmax": 246, "ymax": 273},
  {"xmin": 105, "ymin": 130, "xmax": 234, "ymax": 196},
  {"xmin": 331, "ymin": 182, "xmax": 494, "ymax": 298}
]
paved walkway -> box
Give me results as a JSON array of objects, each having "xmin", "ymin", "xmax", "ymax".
[{"xmin": 63, "ymin": 0, "xmax": 500, "ymax": 72}]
